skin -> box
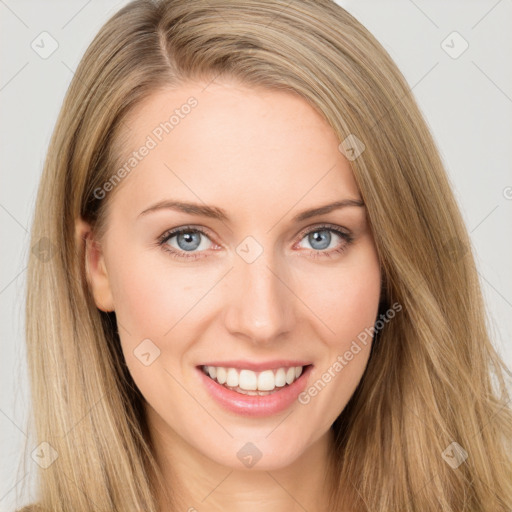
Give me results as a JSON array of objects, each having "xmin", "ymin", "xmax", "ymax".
[{"xmin": 77, "ymin": 80, "xmax": 382, "ymax": 511}]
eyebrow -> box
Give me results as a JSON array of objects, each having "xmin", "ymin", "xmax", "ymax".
[{"xmin": 137, "ymin": 198, "xmax": 365, "ymax": 223}]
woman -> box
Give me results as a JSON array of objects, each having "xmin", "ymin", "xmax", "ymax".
[{"xmin": 20, "ymin": 0, "xmax": 512, "ymax": 510}]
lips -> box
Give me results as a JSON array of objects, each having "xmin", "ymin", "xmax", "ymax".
[{"xmin": 196, "ymin": 363, "xmax": 314, "ymax": 417}]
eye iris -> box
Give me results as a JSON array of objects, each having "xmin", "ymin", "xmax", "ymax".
[
  {"xmin": 309, "ymin": 230, "xmax": 331, "ymax": 250},
  {"xmin": 177, "ymin": 231, "xmax": 201, "ymax": 251}
]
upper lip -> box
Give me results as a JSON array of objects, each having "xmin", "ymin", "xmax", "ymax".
[{"xmin": 198, "ymin": 360, "xmax": 313, "ymax": 372}]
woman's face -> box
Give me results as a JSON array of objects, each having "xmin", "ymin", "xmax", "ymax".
[{"xmin": 84, "ymin": 80, "xmax": 381, "ymax": 471}]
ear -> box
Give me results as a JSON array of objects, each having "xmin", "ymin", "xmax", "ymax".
[{"xmin": 75, "ymin": 218, "xmax": 115, "ymax": 312}]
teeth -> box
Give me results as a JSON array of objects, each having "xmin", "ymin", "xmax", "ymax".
[
  {"xmin": 275, "ymin": 368, "xmax": 286, "ymax": 387},
  {"xmin": 216, "ymin": 367, "xmax": 227, "ymax": 384},
  {"xmin": 240, "ymin": 369, "xmax": 257, "ymax": 390},
  {"xmin": 257, "ymin": 370, "xmax": 275, "ymax": 391},
  {"xmin": 226, "ymin": 368, "xmax": 239, "ymax": 387},
  {"xmin": 202, "ymin": 365, "xmax": 306, "ymax": 392}
]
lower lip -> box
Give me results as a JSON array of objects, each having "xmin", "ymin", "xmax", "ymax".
[{"xmin": 196, "ymin": 365, "xmax": 313, "ymax": 417}]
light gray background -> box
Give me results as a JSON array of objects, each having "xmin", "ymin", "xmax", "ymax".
[{"xmin": 1, "ymin": 1, "xmax": 511, "ymax": 509}]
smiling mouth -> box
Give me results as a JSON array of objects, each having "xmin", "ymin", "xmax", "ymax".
[{"xmin": 199, "ymin": 364, "xmax": 313, "ymax": 396}]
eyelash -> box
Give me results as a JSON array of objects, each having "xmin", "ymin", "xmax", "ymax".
[{"xmin": 156, "ymin": 223, "xmax": 354, "ymax": 261}]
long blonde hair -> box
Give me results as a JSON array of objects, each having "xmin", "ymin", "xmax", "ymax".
[{"xmin": 21, "ymin": 0, "xmax": 512, "ymax": 510}]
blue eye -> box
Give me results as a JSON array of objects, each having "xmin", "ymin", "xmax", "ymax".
[
  {"xmin": 295, "ymin": 224, "xmax": 354, "ymax": 260},
  {"xmin": 157, "ymin": 224, "xmax": 353, "ymax": 261},
  {"xmin": 169, "ymin": 230, "xmax": 203, "ymax": 251},
  {"xmin": 300, "ymin": 228, "xmax": 344, "ymax": 251},
  {"xmin": 158, "ymin": 227, "xmax": 213, "ymax": 261}
]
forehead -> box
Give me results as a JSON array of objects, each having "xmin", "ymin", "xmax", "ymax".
[{"xmin": 109, "ymin": 80, "xmax": 361, "ymax": 218}]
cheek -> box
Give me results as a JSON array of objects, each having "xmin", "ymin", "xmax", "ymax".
[
  {"xmin": 105, "ymin": 242, "xmax": 224, "ymax": 389},
  {"xmin": 105, "ymin": 246, "xmax": 206, "ymax": 407},
  {"xmin": 107, "ymin": 246, "xmax": 209, "ymax": 336},
  {"xmin": 337, "ymin": 270, "xmax": 381, "ymax": 340},
  {"xmin": 300, "ymin": 242, "xmax": 381, "ymax": 422},
  {"xmin": 303, "ymin": 244, "xmax": 381, "ymax": 345}
]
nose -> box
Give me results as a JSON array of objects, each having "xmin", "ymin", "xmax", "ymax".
[{"xmin": 223, "ymin": 249, "xmax": 296, "ymax": 346}]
